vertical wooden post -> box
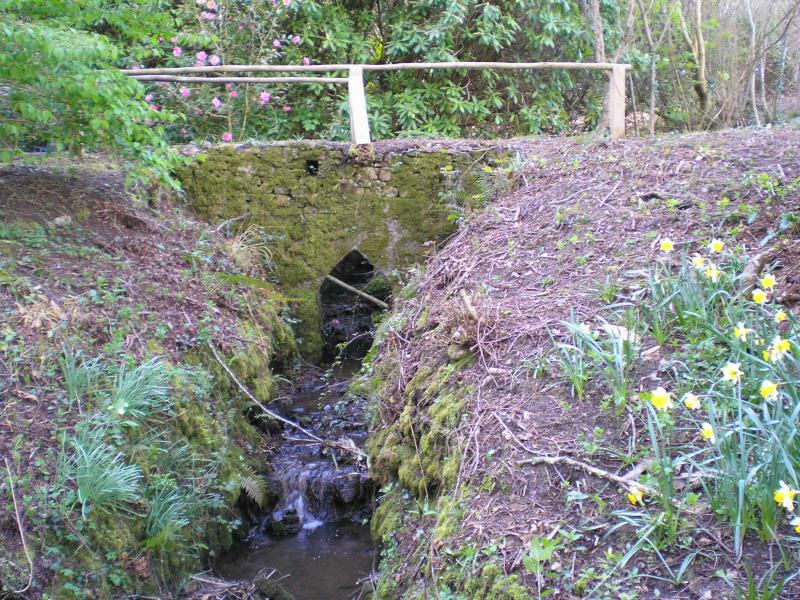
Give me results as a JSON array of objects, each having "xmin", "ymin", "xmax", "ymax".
[
  {"xmin": 348, "ymin": 66, "xmax": 371, "ymax": 145},
  {"xmin": 608, "ymin": 64, "xmax": 626, "ymax": 139}
]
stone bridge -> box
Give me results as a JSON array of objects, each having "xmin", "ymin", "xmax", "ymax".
[{"xmin": 179, "ymin": 141, "xmax": 510, "ymax": 357}]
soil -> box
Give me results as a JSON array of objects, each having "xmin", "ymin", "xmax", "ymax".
[{"xmin": 364, "ymin": 126, "xmax": 800, "ymax": 598}]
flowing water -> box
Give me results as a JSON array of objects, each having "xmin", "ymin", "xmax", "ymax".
[{"xmin": 216, "ymin": 360, "xmax": 375, "ymax": 599}]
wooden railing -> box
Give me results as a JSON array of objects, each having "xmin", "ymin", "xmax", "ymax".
[{"xmin": 123, "ymin": 62, "xmax": 631, "ymax": 144}]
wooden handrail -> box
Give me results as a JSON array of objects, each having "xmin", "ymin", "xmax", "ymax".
[
  {"xmin": 122, "ymin": 61, "xmax": 631, "ymax": 76},
  {"xmin": 124, "ymin": 61, "xmax": 630, "ymax": 143}
]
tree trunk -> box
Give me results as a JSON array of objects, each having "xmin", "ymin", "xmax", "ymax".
[
  {"xmin": 677, "ymin": 0, "xmax": 710, "ymax": 113},
  {"xmin": 746, "ymin": 0, "xmax": 762, "ymax": 126},
  {"xmin": 589, "ymin": 0, "xmax": 606, "ymax": 62}
]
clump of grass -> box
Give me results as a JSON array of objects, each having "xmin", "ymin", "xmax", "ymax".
[
  {"xmin": 61, "ymin": 421, "xmax": 142, "ymax": 518},
  {"xmin": 106, "ymin": 357, "xmax": 170, "ymax": 422}
]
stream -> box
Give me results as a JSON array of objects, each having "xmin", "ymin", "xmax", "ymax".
[{"xmin": 216, "ymin": 360, "xmax": 376, "ymax": 600}]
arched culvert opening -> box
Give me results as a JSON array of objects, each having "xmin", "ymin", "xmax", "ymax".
[{"xmin": 319, "ymin": 249, "xmax": 391, "ymax": 362}]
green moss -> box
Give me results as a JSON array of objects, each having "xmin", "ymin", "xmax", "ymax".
[
  {"xmin": 178, "ymin": 142, "xmax": 506, "ymax": 360},
  {"xmin": 462, "ymin": 564, "xmax": 533, "ymax": 599}
]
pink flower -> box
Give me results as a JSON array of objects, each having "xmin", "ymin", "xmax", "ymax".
[
  {"xmin": 282, "ymin": 105, "xmax": 291, "ymax": 112},
  {"xmin": 282, "ymin": 0, "xmax": 290, "ymax": 6},
  {"xmin": 173, "ymin": 46, "xmax": 182, "ymax": 57},
  {"xmin": 206, "ymin": 0, "xmax": 216, "ymax": 8},
  {"xmin": 158, "ymin": 36, "xmax": 165, "ymax": 42},
  {"xmin": 180, "ymin": 128, "xmax": 188, "ymax": 135},
  {"xmin": 194, "ymin": 109, "xmax": 203, "ymax": 115},
  {"xmin": 225, "ymin": 83, "xmax": 232, "ymax": 89},
  {"xmin": 158, "ymin": 82, "xmax": 168, "ymax": 88},
  {"xmin": 291, "ymin": 35, "xmax": 301, "ymax": 45},
  {"xmin": 209, "ymin": 55, "xmax": 220, "ymax": 66},
  {"xmin": 171, "ymin": 36, "xmax": 178, "ymax": 43},
  {"xmin": 228, "ymin": 90, "xmax": 239, "ymax": 98},
  {"xmin": 200, "ymin": 11, "xmax": 215, "ymax": 19},
  {"xmin": 222, "ymin": 132, "xmax": 233, "ymax": 142},
  {"xmin": 150, "ymin": 104, "xmax": 159, "ymax": 111},
  {"xmin": 194, "ymin": 60, "xmax": 205, "ymax": 67},
  {"xmin": 273, "ymin": 39, "xmax": 282, "ymax": 49},
  {"xmin": 196, "ymin": 51, "xmax": 208, "ymax": 62},
  {"xmin": 212, "ymin": 97, "xmax": 222, "ymax": 109},
  {"xmin": 195, "ymin": 0, "xmax": 204, "ymax": 4},
  {"xmin": 180, "ymin": 87, "xmax": 191, "ymax": 98},
  {"xmin": 144, "ymin": 94, "xmax": 153, "ymax": 102},
  {"xmin": 302, "ymin": 56, "xmax": 310, "ymax": 66},
  {"xmin": 259, "ymin": 91, "xmax": 271, "ymax": 105}
]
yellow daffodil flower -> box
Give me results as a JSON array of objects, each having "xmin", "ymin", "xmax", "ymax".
[
  {"xmin": 733, "ymin": 321, "xmax": 753, "ymax": 342},
  {"xmin": 760, "ymin": 273, "xmax": 777, "ymax": 290},
  {"xmin": 649, "ymin": 387, "xmax": 674, "ymax": 411},
  {"xmin": 626, "ymin": 485, "xmax": 644, "ymax": 506},
  {"xmin": 760, "ymin": 379, "xmax": 779, "ymax": 401},
  {"xmin": 683, "ymin": 392, "xmax": 702, "ymax": 410},
  {"xmin": 791, "ymin": 516, "xmax": 800, "ymax": 534},
  {"xmin": 691, "ymin": 253, "xmax": 705, "ymax": 269},
  {"xmin": 704, "ymin": 263, "xmax": 721, "ymax": 283},
  {"xmin": 660, "ymin": 238, "xmax": 675, "ymax": 253},
  {"xmin": 722, "ymin": 362, "xmax": 742, "ymax": 383},
  {"xmin": 752, "ymin": 288, "xmax": 768, "ymax": 305},
  {"xmin": 709, "ymin": 239, "xmax": 725, "ymax": 253},
  {"xmin": 701, "ymin": 422, "xmax": 716, "ymax": 444},
  {"xmin": 769, "ymin": 336, "xmax": 792, "ymax": 362},
  {"xmin": 774, "ymin": 481, "xmax": 799, "ymax": 511},
  {"xmin": 775, "ymin": 310, "xmax": 788, "ymax": 324},
  {"xmin": 763, "ymin": 349, "xmax": 771, "ymax": 361}
]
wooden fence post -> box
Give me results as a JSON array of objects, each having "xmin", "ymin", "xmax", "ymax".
[
  {"xmin": 348, "ymin": 66, "xmax": 371, "ymax": 145},
  {"xmin": 608, "ymin": 65, "xmax": 626, "ymax": 139}
]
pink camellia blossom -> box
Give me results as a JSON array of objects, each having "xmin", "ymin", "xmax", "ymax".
[
  {"xmin": 282, "ymin": 105, "xmax": 291, "ymax": 112},
  {"xmin": 145, "ymin": 94, "xmax": 153, "ymax": 102},
  {"xmin": 194, "ymin": 60, "xmax": 205, "ymax": 67},
  {"xmin": 180, "ymin": 87, "xmax": 191, "ymax": 98},
  {"xmin": 150, "ymin": 104, "xmax": 159, "ymax": 111},
  {"xmin": 212, "ymin": 97, "xmax": 222, "ymax": 109},
  {"xmin": 273, "ymin": 39, "xmax": 282, "ymax": 48},
  {"xmin": 173, "ymin": 46, "xmax": 182, "ymax": 57},
  {"xmin": 158, "ymin": 36, "xmax": 165, "ymax": 42},
  {"xmin": 200, "ymin": 11, "xmax": 215, "ymax": 19},
  {"xmin": 171, "ymin": 36, "xmax": 178, "ymax": 43},
  {"xmin": 209, "ymin": 54, "xmax": 220, "ymax": 66},
  {"xmin": 302, "ymin": 56, "xmax": 310, "ymax": 66},
  {"xmin": 225, "ymin": 83, "xmax": 232, "ymax": 89},
  {"xmin": 291, "ymin": 35, "xmax": 301, "ymax": 45},
  {"xmin": 229, "ymin": 90, "xmax": 239, "ymax": 98},
  {"xmin": 196, "ymin": 51, "xmax": 208, "ymax": 62},
  {"xmin": 206, "ymin": 0, "xmax": 216, "ymax": 8},
  {"xmin": 222, "ymin": 132, "xmax": 233, "ymax": 142},
  {"xmin": 259, "ymin": 91, "xmax": 271, "ymax": 105}
]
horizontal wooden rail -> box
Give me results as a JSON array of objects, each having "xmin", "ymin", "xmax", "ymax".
[
  {"xmin": 131, "ymin": 75, "xmax": 346, "ymax": 84},
  {"xmin": 124, "ymin": 61, "xmax": 630, "ymax": 144},
  {"xmin": 122, "ymin": 61, "xmax": 631, "ymax": 76}
]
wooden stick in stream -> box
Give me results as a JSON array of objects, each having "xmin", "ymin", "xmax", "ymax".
[
  {"xmin": 324, "ymin": 274, "xmax": 389, "ymax": 309},
  {"xmin": 208, "ymin": 344, "xmax": 367, "ymax": 460}
]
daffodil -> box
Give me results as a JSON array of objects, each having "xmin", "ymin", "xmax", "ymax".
[
  {"xmin": 791, "ymin": 516, "xmax": 800, "ymax": 534},
  {"xmin": 649, "ymin": 387, "xmax": 674, "ymax": 411},
  {"xmin": 733, "ymin": 321, "xmax": 752, "ymax": 342},
  {"xmin": 722, "ymin": 362, "xmax": 742, "ymax": 383},
  {"xmin": 760, "ymin": 379, "xmax": 779, "ymax": 401},
  {"xmin": 691, "ymin": 253, "xmax": 705, "ymax": 269},
  {"xmin": 762, "ymin": 349, "xmax": 771, "ymax": 361},
  {"xmin": 709, "ymin": 239, "xmax": 725, "ymax": 253},
  {"xmin": 775, "ymin": 310, "xmax": 788, "ymax": 324},
  {"xmin": 774, "ymin": 481, "xmax": 799, "ymax": 511},
  {"xmin": 760, "ymin": 273, "xmax": 777, "ymax": 290},
  {"xmin": 704, "ymin": 263, "xmax": 721, "ymax": 283},
  {"xmin": 769, "ymin": 335, "xmax": 792, "ymax": 362},
  {"xmin": 700, "ymin": 422, "xmax": 716, "ymax": 444},
  {"xmin": 752, "ymin": 288, "xmax": 767, "ymax": 305},
  {"xmin": 683, "ymin": 392, "xmax": 702, "ymax": 410},
  {"xmin": 626, "ymin": 485, "xmax": 644, "ymax": 506},
  {"xmin": 578, "ymin": 323, "xmax": 593, "ymax": 337},
  {"xmin": 660, "ymin": 238, "xmax": 675, "ymax": 253}
]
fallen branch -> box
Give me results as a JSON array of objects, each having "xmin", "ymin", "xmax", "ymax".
[
  {"xmin": 517, "ymin": 455, "xmax": 656, "ymax": 495},
  {"xmin": 208, "ymin": 344, "xmax": 367, "ymax": 460},
  {"xmin": 3, "ymin": 457, "xmax": 34, "ymax": 595},
  {"xmin": 324, "ymin": 274, "xmax": 388, "ymax": 310}
]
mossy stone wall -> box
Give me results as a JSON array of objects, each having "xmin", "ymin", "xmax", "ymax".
[{"xmin": 179, "ymin": 141, "xmax": 506, "ymax": 358}]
